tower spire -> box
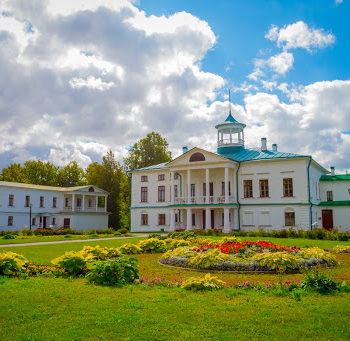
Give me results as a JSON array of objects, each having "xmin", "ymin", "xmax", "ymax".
[{"xmin": 229, "ymin": 89, "xmax": 231, "ymax": 115}]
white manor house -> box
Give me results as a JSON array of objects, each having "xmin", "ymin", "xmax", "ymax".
[
  {"xmin": 130, "ymin": 113, "xmax": 350, "ymax": 233},
  {"xmin": 0, "ymin": 182, "xmax": 109, "ymax": 231}
]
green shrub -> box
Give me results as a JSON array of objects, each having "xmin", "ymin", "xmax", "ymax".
[
  {"xmin": 113, "ymin": 231, "xmax": 122, "ymax": 237},
  {"xmin": 3, "ymin": 234, "xmax": 16, "ymax": 240},
  {"xmin": 87, "ymin": 257, "xmax": 139, "ymax": 286},
  {"xmin": 0, "ymin": 230, "xmax": 19, "ymax": 236},
  {"xmin": 51, "ymin": 251, "xmax": 90, "ymax": 276},
  {"xmin": 119, "ymin": 243, "xmax": 142, "ymax": 255},
  {"xmin": 138, "ymin": 238, "xmax": 167, "ymax": 253},
  {"xmin": 300, "ymin": 266, "xmax": 338, "ymax": 294},
  {"xmin": 167, "ymin": 231, "xmax": 197, "ymax": 240},
  {"xmin": 81, "ymin": 245, "xmax": 121, "ymax": 260},
  {"xmin": 147, "ymin": 233, "xmax": 167, "ymax": 240},
  {"xmin": 298, "ymin": 247, "xmax": 337, "ymax": 265},
  {"xmin": 89, "ymin": 234, "xmax": 99, "ymax": 238},
  {"xmin": 181, "ymin": 273, "xmax": 226, "ymax": 291},
  {"xmin": 164, "ymin": 238, "xmax": 191, "ymax": 249},
  {"xmin": 64, "ymin": 234, "xmax": 72, "ymax": 238},
  {"xmin": 0, "ymin": 252, "xmax": 28, "ymax": 276},
  {"xmin": 118, "ymin": 228, "xmax": 129, "ymax": 235},
  {"xmin": 253, "ymin": 252, "xmax": 300, "ymax": 271}
]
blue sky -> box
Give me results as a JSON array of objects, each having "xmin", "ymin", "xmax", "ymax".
[{"xmin": 0, "ymin": 0, "xmax": 349, "ymax": 172}]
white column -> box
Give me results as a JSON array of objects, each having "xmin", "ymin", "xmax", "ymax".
[
  {"xmin": 95, "ymin": 195, "xmax": 98, "ymax": 212},
  {"xmin": 206, "ymin": 168, "xmax": 209, "ymax": 203},
  {"xmin": 230, "ymin": 128, "xmax": 232, "ymax": 143},
  {"xmin": 187, "ymin": 169, "xmax": 191, "ymax": 204},
  {"xmin": 170, "ymin": 209, "xmax": 175, "ymax": 231},
  {"xmin": 234, "ymin": 208, "xmax": 239, "ymax": 229},
  {"xmin": 217, "ymin": 131, "xmax": 220, "ymax": 145},
  {"xmin": 186, "ymin": 208, "xmax": 192, "ymax": 230},
  {"xmin": 170, "ymin": 171, "xmax": 174, "ymax": 204},
  {"xmin": 225, "ymin": 167, "xmax": 229, "ymax": 203},
  {"xmin": 104, "ymin": 195, "xmax": 107, "ymax": 212},
  {"xmin": 82, "ymin": 194, "xmax": 85, "ymax": 211},
  {"xmin": 223, "ymin": 208, "xmax": 231, "ymax": 234},
  {"xmin": 205, "ymin": 208, "xmax": 211, "ymax": 230},
  {"xmin": 72, "ymin": 193, "xmax": 75, "ymax": 211}
]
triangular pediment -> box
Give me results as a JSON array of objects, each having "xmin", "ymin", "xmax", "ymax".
[{"xmin": 167, "ymin": 147, "xmax": 237, "ymax": 169}]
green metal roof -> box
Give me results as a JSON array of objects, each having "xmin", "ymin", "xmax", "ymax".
[
  {"xmin": 130, "ymin": 162, "xmax": 169, "ymax": 172},
  {"xmin": 320, "ymin": 174, "xmax": 350, "ymax": 182},
  {"xmin": 225, "ymin": 113, "xmax": 238, "ymax": 123},
  {"xmin": 318, "ymin": 201, "xmax": 350, "ymax": 206},
  {"xmin": 220, "ymin": 147, "xmax": 308, "ymax": 162}
]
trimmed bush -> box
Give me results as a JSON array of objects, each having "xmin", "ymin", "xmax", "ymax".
[
  {"xmin": 181, "ymin": 274, "xmax": 226, "ymax": 291},
  {"xmin": 119, "ymin": 243, "xmax": 142, "ymax": 255},
  {"xmin": 3, "ymin": 234, "xmax": 16, "ymax": 240},
  {"xmin": 51, "ymin": 251, "xmax": 91, "ymax": 276},
  {"xmin": 0, "ymin": 252, "xmax": 28, "ymax": 276},
  {"xmin": 138, "ymin": 238, "xmax": 167, "ymax": 253}
]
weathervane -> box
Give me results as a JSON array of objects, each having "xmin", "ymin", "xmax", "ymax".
[{"xmin": 229, "ymin": 89, "xmax": 232, "ymax": 115}]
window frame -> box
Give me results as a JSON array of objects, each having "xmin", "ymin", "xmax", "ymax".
[
  {"xmin": 158, "ymin": 174, "xmax": 165, "ymax": 181},
  {"xmin": 141, "ymin": 187, "xmax": 148, "ymax": 203},
  {"xmin": 190, "ymin": 184, "xmax": 195, "ymax": 197},
  {"xmin": 8, "ymin": 194, "xmax": 14, "ymax": 207},
  {"xmin": 25, "ymin": 195, "xmax": 30, "ymax": 207},
  {"xmin": 158, "ymin": 186, "xmax": 166, "ymax": 202},
  {"xmin": 141, "ymin": 214, "xmax": 148, "ymax": 226},
  {"xmin": 259, "ymin": 179, "xmax": 269, "ymax": 198},
  {"xmin": 285, "ymin": 212, "xmax": 295, "ymax": 226},
  {"xmin": 53, "ymin": 197, "xmax": 57, "ymax": 208},
  {"xmin": 158, "ymin": 214, "xmax": 166, "ymax": 226},
  {"xmin": 8, "ymin": 216, "xmax": 13, "ymax": 226},
  {"xmin": 243, "ymin": 180, "xmax": 253, "ymax": 198},
  {"xmin": 40, "ymin": 196, "xmax": 44, "ymax": 208},
  {"xmin": 326, "ymin": 191, "xmax": 333, "ymax": 202},
  {"xmin": 141, "ymin": 175, "xmax": 148, "ymax": 182},
  {"xmin": 283, "ymin": 178, "xmax": 294, "ymax": 197}
]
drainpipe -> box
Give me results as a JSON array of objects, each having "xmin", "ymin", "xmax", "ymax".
[
  {"xmin": 235, "ymin": 162, "xmax": 241, "ymax": 231},
  {"xmin": 307, "ymin": 157, "xmax": 312, "ymax": 230}
]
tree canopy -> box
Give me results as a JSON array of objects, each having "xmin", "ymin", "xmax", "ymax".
[{"xmin": 124, "ymin": 132, "xmax": 172, "ymax": 170}]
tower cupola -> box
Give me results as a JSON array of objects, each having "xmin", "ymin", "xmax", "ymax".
[{"xmin": 215, "ymin": 92, "xmax": 246, "ymax": 155}]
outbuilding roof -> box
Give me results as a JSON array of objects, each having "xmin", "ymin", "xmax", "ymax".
[
  {"xmin": 320, "ymin": 174, "xmax": 350, "ymax": 182},
  {"xmin": 130, "ymin": 162, "xmax": 169, "ymax": 172}
]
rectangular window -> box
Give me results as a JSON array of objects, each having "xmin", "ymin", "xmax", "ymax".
[
  {"xmin": 141, "ymin": 214, "xmax": 148, "ymax": 225},
  {"xmin": 32, "ymin": 218, "xmax": 36, "ymax": 226},
  {"xmin": 175, "ymin": 213, "xmax": 179, "ymax": 223},
  {"xmin": 158, "ymin": 214, "xmax": 166, "ymax": 225},
  {"xmin": 52, "ymin": 217, "xmax": 56, "ymax": 225},
  {"xmin": 40, "ymin": 196, "xmax": 44, "ymax": 208},
  {"xmin": 174, "ymin": 173, "xmax": 179, "ymax": 180},
  {"xmin": 8, "ymin": 216, "xmax": 13, "ymax": 226},
  {"xmin": 259, "ymin": 179, "xmax": 269, "ymax": 198},
  {"xmin": 8, "ymin": 194, "xmax": 14, "ymax": 207},
  {"xmin": 244, "ymin": 180, "xmax": 253, "ymax": 198},
  {"xmin": 327, "ymin": 191, "xmax": 333, "ymax": 201},
  {"xmin": 63, "ymin": 218, "xmax": 70, "ymax": 229},
  {"xmin": 209, "ymin": 182, "xmax": 213, "ymax": 196},
  {"xmin": 158, "ymin": 186, "xmax": 165, "ymax": 202},
  {"xmin": 65, "ymin": 197, "xmax": 69, "ymax": 207},
  {"xmin": 192, "ymin": 213, "xmax": 196, "ymax": 226},
  {"xmin": 283, "ymin": 178, "xmax": 293, "ymax": 197},
  {"xmin": 174, "ymin": 184, "xmax": 178, "ymax": 198},
  {"xmin": 53, "ymin": 197, "xmax": 57, "ymax": 208},
  {"xmin": 141, "ymin": 187, "xmax": 148, "ymax": 202},
  {"xmin": 76, "ymin": 197, "xmax": 82, "ymax": 207},
  {"xmin": 221, "ymin": 182, "xmax": 231, "ymax": 196},
  {"xmin": 285, "ymin": 212, "xmax": 295, "ymax": 226},
  {"xmin": 141, "ymin": 175, "xmax": 148, "ymax": 182},
  {"xmin": 25, "ymin": 195, "xmax": 30, "ymax": 207},
  {"xmin": 158, "ymin": 174, "xmax": 165, "ymax": 181},
  {"xmin": 203, "ymin": 183, "xmax": 206, "ymax": 196},
  {"xmin": 190, "ymin": 184, "xmax": 195, "ymax": 197}
]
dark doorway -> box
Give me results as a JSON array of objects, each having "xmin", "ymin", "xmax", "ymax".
[
  {"xmin": 202, "ymin": 210, "xmax": 206, "ymax": 229},
  {"xmin": 64, "ymin": 218, "xmax": 71, "ymax": 229},
  {"xmin": 322, "ymin": 210, "xmax": 333, "ymax": 230},
  {"xmin": 211, "ymin": 210, "xmax": 214, "ymax": 228},
  {"xmin": 43, "ymin": 217, "xmax": 47, "ymax": 229}
]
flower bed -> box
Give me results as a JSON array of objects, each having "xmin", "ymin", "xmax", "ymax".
[{"xmin": 160, "ymin": 241, "xmax": 337, "ymax": 273}]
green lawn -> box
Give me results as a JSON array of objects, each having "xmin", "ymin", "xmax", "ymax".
[
  {"xmin": 1, "ymin": 277, "xmax": 349, "ymax": 340},
  {"xmin": 1, "ymin": 237, "xmax": 350, "ymax": 340}
]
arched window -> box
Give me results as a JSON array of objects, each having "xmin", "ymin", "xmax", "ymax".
[
  {"xmin": 189, "ymin": 152, "xmax": 205, "ymax": 162},
  {"xmin": 88, "ymin": 187, "xmax": 95, "ymax": 192}
]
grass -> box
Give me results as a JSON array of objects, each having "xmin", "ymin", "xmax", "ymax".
[
  {"xmin": 0, "ymin": 276, "xmax": 349, "ymax": 340},
  {"xmin": 1, "ymin": 237, "xmax": 350, "ymax": 340}
]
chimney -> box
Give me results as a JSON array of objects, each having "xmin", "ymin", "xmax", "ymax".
[
  {"xmin": 182, "ymin": 146, "xmax": 188, "ymax": 154},
  {"xmin": 330, "ymin": 166, "xmax": 335, "ymax": 176},
  {"xmin": 272, "ymin": 143, "xmax": 278, "ymax": 152},
  {"xmin": 261, "ymin": 137, "xmax": 267, "ymax": 152}
]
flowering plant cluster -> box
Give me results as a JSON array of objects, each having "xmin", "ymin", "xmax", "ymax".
[
  {"xmin": 0, "ymin": 251, "xmax": 28, "ymax": 276},
  {"xmin": 325, "ymin": 245, "xmax": 350, "ymax": 254}
]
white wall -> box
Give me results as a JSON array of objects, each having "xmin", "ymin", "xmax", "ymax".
[{"xmin": 320, "ymin": 180, "xmax": 350, "ymax": 202}]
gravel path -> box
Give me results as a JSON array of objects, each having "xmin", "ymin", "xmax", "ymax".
[{"xmin": 0, "ymin": 234, "xmax": 148, "ymax": 248}]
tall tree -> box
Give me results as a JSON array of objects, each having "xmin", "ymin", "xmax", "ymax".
[
  {"xmin": 57, "ymin": 161, "xmax": 86, "ymax": 187},
  {"xmin": 23, "ymin": 160, "xmax": 59, "ymax": 186},
  {"xmin": 86, "ymin": 151, "xmax": 130, "ymax": 229},
  {"xmin": 124, "ymin": 132, "xmax": 172, "ymax": 170},
  {"xmin": 1, "ymin": 163, "xmax": 26, "ymax": 183}
]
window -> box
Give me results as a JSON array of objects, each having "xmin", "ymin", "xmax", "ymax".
[
  {"xmin": 158, "ymin": 214, "xmax": 166, "ymax": 225},
  {"xmin": 174, "ymin": 184, "xmax": 178, "ymax": 198},
  {"xmin": 141, "ymin": 187, "xmax": 148, "ymax": 202},
  {"xmin": 53, "ymin": 197, "xmax": 57, "ymax": 208},
  {"xmin": 88, "ymin": 199, "xmax": 92, "ymax": 208},
  {"xmin": 32, "ymin": 218, "xmax": 36, "ymax": 226},
  {"xmin": 175, "ymin": 213, "xmax": 179, "ymax": 223},
  {"xmin": 190, "ymin": 184, "xmax": 195, "ymax": 197},
  {"xmin": 221, "ymin": 182, "xmax": 232, "ymax": 196},
  {"xmin": 65, "ymin": 197, "xmax": 69, "ymax": 207},
  {"xmin": 88, "ymin": 187, "xmax": 94, "ymax": 192},
  {"xmin": 141, "ymin": 214, "xmax": 148, "ymax": 225},
  {"xmin": 203, "ymin": 183, "xmax": 206, "ymax": 196},
  {"xmin": 192, "ymin": 213, "xmax": 196, "ymax": 226},
  {"xmin": 141, "ymin": 175, "xmax": 148, "ymax": 182},
  {"xmin": 174, "ymin": 173, "xmax": 179, "ymax": 180},
  {"xmin": 25, "ymin": 195, "xmax": 30, "ymax": 207},
  {"xmin": 327, "ymin": 191, "xmax": 333, "ymax": 201},
  {"xmin": 52, "ymin": 217, "xmax": 56, "ymax": 225},
  {"xmin": 209, "ymin": 182, "xmax": 213, "ymax": 196},
  {"xmin": 259, "ymin": 179, "xmax": 269, "ymax": 198},
  {"xmin": 283, "ymin": 178, "xmax": 293, "ymax": 197},
  {"xmin": 244, "ymin": 180, "xmax": 253, "ymax": 198},
  {"xmin": 40, "ymin": 196, "xmax": 44, "ymax": 208},
  {"xmin": 285, "ymin": 212, "xmax": 295, "ymax": 226},
  {"xmin": 189, "ymin": 152, "xmax": 205, "ymax": 162},
  {"xmin": 76, "ymin": 198, "xmax": 82, "ymax": 207},
  {"xmin": 64, "ymin": 218, "xmax": 70, "ymax": 229},
  {"xmin": 8, "ymin": 194, "xmax": 14, "ymax": 207},
  {"xmin": 158, "ymin": 186, "xmax": 165, "ymax": 202},
  {"xmin": 158, "ymin": 174, "xmax": 165, "ymax": 181},
  {"xmin": 8, "ymin": 216, "xmax": 13, "ymax": 226}
]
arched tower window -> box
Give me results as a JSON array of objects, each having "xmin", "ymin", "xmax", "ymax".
[
  {"xmin": 88, "ymin": 187, "xmax": 95, "ymax": 192},
  {"xmin": 189, "ymin": 152, "xmax": 206, "ymax": 162}
]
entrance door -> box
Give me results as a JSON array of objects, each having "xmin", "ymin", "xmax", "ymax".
[
  {"xmin": 202, "ymin": 210, "xmax": 206, "ymax": 229},
  {"xmin": 64, "ymin": 218, "xmax": 71, "ymax": 229},
  {"xmin": 43, "ymin": 217, "xmax": 47, "ymax": 229},
  {"xmin": 322, "ymin": 210, "xmax": 333, "ymax": 230},
  {"xmin": 211, "ymin": 210, "xmax": 215, "ymax": 228}
]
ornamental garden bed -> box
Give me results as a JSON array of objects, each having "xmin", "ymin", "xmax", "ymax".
[{"xmin": 159, "ymin": 240, "xmax": 338, "ymax": 273}]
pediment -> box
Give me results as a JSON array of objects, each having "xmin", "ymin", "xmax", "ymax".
[{"xmin": 167, "ymin": 147, "xmax": 236, "ymax": 169}]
